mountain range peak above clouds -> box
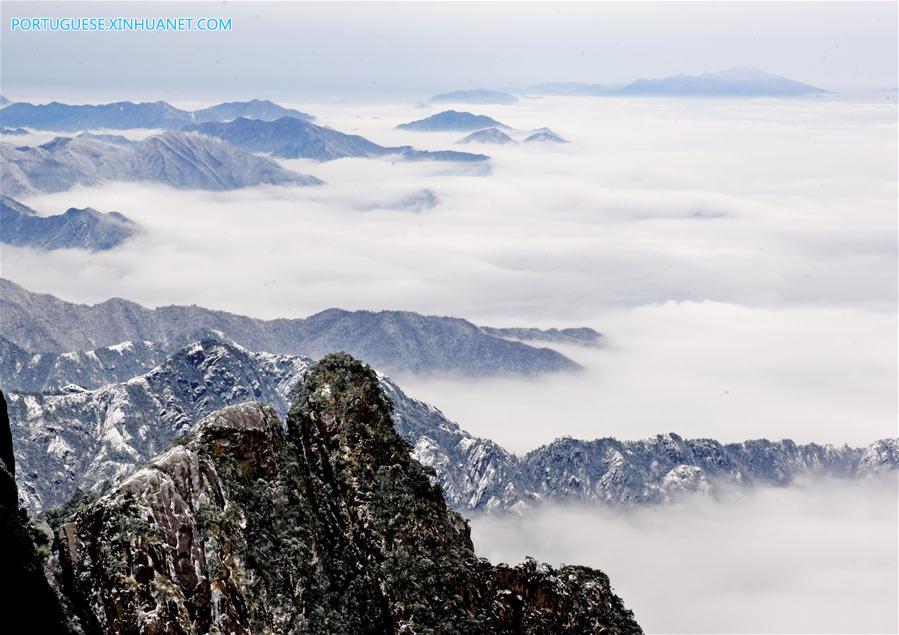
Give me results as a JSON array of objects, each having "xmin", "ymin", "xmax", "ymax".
[
  {"xmin": 0, "ymin": 130, "xmax": 321, "ymax": 196},
  {"xmin": 4, "ymin": 336, "xmax": 895, "ymax": 517},
  {"xmin": 183, "ymin": 115, "xmax": 489, "ymax": 162},
  {"xmin": 0, "ymin": 98, "xmax": 313, "ymax": 131},
  {"xmin": 0, "ymin": 195, "xmax": 137, "ymax": 251},
  {"xmin": 518, "ymin": 67, "xmax": 828, "ymax": 97}
]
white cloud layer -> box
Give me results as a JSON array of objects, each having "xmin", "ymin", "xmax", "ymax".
[
  {"xmin": 3, "ymin": 96, "xmax": 893, "ymax": 450},
  {"xmin": 398, "ymin": 302, "xmax": 897, "ymax": 451},
  {"xmin": 469, "ymin": 477, "xmax": 899, "ymax": 634},
  {"xmin": 3, "ymin": 96, "xmax": 896, "ymax": 322}
]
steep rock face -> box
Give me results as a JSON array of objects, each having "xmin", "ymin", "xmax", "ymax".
[
  {"xmin": 0, "ymin": 389, "xmax": 70, "ymax": 633},
  {"xmin": 54, "ymin": 356, "xmax": 641, "ymax": 633}
]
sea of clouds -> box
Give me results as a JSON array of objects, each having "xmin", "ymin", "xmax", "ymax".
[
  {"xmin": 470, "ymin": 477, "xmax": 899, "ymax": 634},
  {"xmin": 3, "ymin": 95, "xmax": 895, "ymax": 449},
  {"xmin": 2, "ymin": 95, "xmax": 896, "ymax": 632}
]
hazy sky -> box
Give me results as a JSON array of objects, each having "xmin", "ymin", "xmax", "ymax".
[{"xmin": 1, "ymin": 2, "xmax": 897, "ymax": 101}]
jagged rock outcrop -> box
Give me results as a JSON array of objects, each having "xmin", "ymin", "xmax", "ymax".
[
  {"xmin": 0, "ymin": 389, "xmax": 70, "ymax": 633},
  {"xmin": 52, "ymin": 355, "xmax": 641, "ymax": 633}
]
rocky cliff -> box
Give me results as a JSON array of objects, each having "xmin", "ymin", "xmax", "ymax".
[
  {"xmin": 0, "ymin": 389, "xmax": 70, "ymax": 633},
  {"xmin": 52, "ymin": 354, "xmax": 641, "ymax": 633}
]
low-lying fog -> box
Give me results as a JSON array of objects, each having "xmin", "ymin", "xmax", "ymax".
[
  {"xmin": 398, "ymin": 303, "xmax": 897, "ymax": 451},
  {"xmin": 470, "ymin": 477, "xmax": 899, "ymax": 634}
]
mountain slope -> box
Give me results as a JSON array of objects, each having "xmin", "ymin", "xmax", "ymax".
[
  {"xmin": 524, "ymin": 130, "xmax": 569, "ymax": 143},
  {"xmin": 0, "ymin": 279, "xmax": 580, "ymax": 376},
  {"xmin": 0, "ymin": 336, "xmax": 169, "ymax": 393},
  {"xmin": 6, "ymin": 339, "xmax": 896, "ymax": 515},
  {"xmin": 184, "ymin": 116, "xmax": 488, "ymax": 162},
  {"xmin": 3, "ymin": 339, "xmax": 522, "ymax": 513},
  {"xmin": 397, "ymin": 109, "xmax": 508, "ymax": 131},
  {"xmin": 0, "ymin": 132, "xmax": 321, "ymax": 196},
  {"xmin": 457, "ymin": 127, "xmax": 516, "ymax": 144},
  {"xmin": 1, "ymin": 195, "xmax": 137, "ymax": 251},
  {"xmin": 190, "ymin": 98, "xmax": 312, "ymax": 122},
  {"xmin": 49, "ymin": 356, "xmax": 642, "ymax": 633},
  {"xmin": 0, "ymin": 98, "xmax": 311, "ymax": 131}
]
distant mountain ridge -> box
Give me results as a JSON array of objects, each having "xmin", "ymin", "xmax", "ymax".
[
  {"xmin": 0, "ymin": 98, "xmax": 312, "ymax": 131},
  {"xmin": 5, "ymin": 339, "xmax": 896, "ymax": 516},
  {"xmin": 183, "ymin": 116, "xmax": 488, "ymax": 162},
  {"xmin": 1, "ymin": 195, "xmax": 137, "ymax": 251},
  {"xmin": 520, "ymin": 68, "xmax": 827, "ymax": 97},
  {"xmin": 0, "ymin": 279, "xmax": 583, "ymax": 376},
  {"xmin": 0, "ymin": 336, "xmax": 170, "ymax": 393},
  {"xmin": 430, "ymin": 89, "xmax": 518, "ymax": 105},
  {"xmin": 457, "ymin": 128, "xmax": 515, "ymax": 144},
  {"xmin": 398, "ymin": 110, "xmax": 509, "ymax": 132},
  {"xmin": 524, "ymin": 129, "xmax": 569, "ymax": 143},
  {"xmin": 0, "ymin": 131, "xmax": 321, "ymax": 196}
]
